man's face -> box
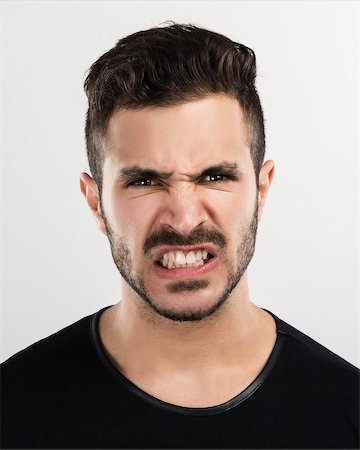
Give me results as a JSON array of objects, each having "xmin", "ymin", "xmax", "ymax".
[{"xmin": 98, "ymin": 94, "xmax": 260, "ymax": 322}]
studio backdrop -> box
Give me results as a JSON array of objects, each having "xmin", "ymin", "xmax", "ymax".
[{"xmin": 1, "ymin": 1, "xmax": 358, "ymax": 366}]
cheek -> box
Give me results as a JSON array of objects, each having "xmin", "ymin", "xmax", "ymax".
[
  {"xmin": 126, "ymin": 195, "xmax": 161, "ymax": 228},
  {"xmin": 111, "ymin": 195, "xmax": 161, "ymax": 256},
  {"xmin": 205, "ymin": 188, "xmax": 254, "ymax": 229}
]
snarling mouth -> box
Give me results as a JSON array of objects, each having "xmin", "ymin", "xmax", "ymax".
[{"xmin": 155, "ymin": 249, "xmax": 215, "ymax": 270}]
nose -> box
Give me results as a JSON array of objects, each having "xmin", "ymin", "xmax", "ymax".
[{"xmin": 159, "ymin": 184, "xmax": 208, "ymax": 235}]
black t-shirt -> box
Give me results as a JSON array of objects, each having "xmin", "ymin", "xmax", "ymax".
[{"xmin": 1, "ymin": 306, "xmax": 359, "ymax": 449}]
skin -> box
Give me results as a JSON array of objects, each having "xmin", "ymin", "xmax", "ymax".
[{"xmin": 80, "ymin": 93, "xmax": 276, "ymax": 407}]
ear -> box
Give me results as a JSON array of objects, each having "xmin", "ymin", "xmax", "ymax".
[
  {"xmin": 79, "ymin": 172, "xmax": 107, "ymax": 236},
  {"xmin": 257, "ymin": 160, "xmax": 275, "ymax": 223}
]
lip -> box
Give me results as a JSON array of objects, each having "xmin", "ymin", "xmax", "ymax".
[
  {"xmin": 153, "ymin": 244, "xmax": 218, "ymax": 262},
  {"xmin": 153, "ymin": 255, "xmax": 219, "ymax": 280}
]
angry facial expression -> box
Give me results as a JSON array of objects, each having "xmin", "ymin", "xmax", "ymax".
[{"xmin": 98, "ymin": 94, "xmax": 260, "ymax": 322}]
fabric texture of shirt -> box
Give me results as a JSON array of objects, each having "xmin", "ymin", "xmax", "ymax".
[{"xmin": 1, "ymin": 305, "xmax": 359, "ymax": 449}]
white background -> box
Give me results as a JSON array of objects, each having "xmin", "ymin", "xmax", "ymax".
[{"xmin": 1, "ymin": 1, "xmax": 359, "ymax": 366}]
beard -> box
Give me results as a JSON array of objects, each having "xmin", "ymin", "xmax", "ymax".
[{"xmin": 101, "ymin": 197, "xmax": 259, "ymax": 323}]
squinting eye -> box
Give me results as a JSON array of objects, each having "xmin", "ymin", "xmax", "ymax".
[
  {"xmin": 203, "ymin": 174, "xmax": 229, "ymax": 182},
  {"xmin": 127, "ymin": 179, "xmax": 157, "ymax": 188}
]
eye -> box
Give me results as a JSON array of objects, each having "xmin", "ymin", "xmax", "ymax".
[
  {"xmin": 127, "ymin": 178, "xmax": 158, "ymax": 188},
  {"xmin": 202, "ymin": 174, "xmax": 230, "ymax": 182}
]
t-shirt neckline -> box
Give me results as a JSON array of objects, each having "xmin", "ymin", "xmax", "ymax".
[{"xmin": 90, "ymin": 304, "xmax": 287, "ymax": 416}]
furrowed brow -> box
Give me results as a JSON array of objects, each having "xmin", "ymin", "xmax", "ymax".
[
  {"xmin": 115, "ymin": 166, "xmax": 173, "ymax": 183},
  {"xmin": 194, "ymin": 162, "xmax": 241, "ymax": 181},
  {"xmin": 115, "ymin": 161, "xmax": 242, "ymax": 183}
]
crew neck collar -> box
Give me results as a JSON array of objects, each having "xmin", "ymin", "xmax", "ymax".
[{"xmin": 90, "ymin": 304, "xmax": 287, "ymax": 416}]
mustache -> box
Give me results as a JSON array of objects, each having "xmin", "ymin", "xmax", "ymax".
[{"xmin": 143, "ymin": 227, "xmax": 227, "ymax": 256}]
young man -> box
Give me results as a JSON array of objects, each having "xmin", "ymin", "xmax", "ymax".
[{"xmin": 1, "ymin": 22, "xmax": 359, "ymax": 449}]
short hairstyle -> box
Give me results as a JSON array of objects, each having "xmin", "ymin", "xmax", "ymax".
[{"xmin": 84, "ymin": 21, "xmax": 265, "ymax": 196}]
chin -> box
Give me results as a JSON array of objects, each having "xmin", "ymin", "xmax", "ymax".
[
  {"xmin": 154, "ymin": 303, "xmax": 224, "ymax": 322},
  {"xmin": 148, "ymin": 290, "xmax": 228, "ymax": 323}
]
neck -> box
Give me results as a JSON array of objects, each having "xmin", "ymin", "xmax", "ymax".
[{"xmin": 99, "ymin": 274, "xmax": 272, "ymax": 372}]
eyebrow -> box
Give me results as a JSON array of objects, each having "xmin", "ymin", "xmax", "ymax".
[{"xmin": 115, "ymin": 161, "xmax": 242, "ymax": 183}]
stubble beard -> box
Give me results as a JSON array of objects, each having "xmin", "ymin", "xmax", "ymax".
[{"xmin": 101, "ymin": 202, "xmax": 258, "ymax": 323}]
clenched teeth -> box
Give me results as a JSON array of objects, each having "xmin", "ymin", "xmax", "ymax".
[{"xmin": 159, "ymin": 249, "xmax": 211, "ymax": 269}]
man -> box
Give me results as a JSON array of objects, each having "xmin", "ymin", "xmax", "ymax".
[{"xmin": 1, "ymin": 22, "xmax": 359, "ymax": 449}]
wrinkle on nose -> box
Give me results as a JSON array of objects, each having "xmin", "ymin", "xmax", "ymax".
[{"xmin": 159, "ymin": 183, "xmax": 208, "ymax": 234}]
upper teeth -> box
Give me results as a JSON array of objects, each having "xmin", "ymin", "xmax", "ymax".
[{"xmin": 160, "ymin": 249, "xmax": 209, "ymax": 269}]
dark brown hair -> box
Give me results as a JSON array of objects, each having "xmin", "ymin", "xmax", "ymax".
[{"xmin": 84, "ymin": 22, "xmax": 265, "ymax": 196}]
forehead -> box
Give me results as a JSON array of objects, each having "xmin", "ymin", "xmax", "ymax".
[{"xmin": 104, "ymin": 94, "xmax": 251, "ymax": 175}]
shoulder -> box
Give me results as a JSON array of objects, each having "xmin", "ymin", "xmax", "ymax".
[
  {"xmin": 1, "ymin": 311, "xmax": 96, "ymax": 384},
  {"xmin": 281, "ymin": 316, "xmax": 358, "ymax": 371},
  {"xmin": 0, "ymin": 308, "xmax": 109, "ymax": 448},
  {"xmin": 272, "ymin": 311, "xmax": 359, "ymax": 400}
]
